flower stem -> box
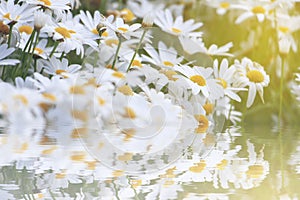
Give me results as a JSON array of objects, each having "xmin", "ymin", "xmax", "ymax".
[
  {"xmin": 278, "ymin": 56, "xmax": 285, "ymax": 127},
  {"xmin": 49, "ymin": 41, "xmax": 59, "ymax": 58},
  {"xmin": 127, "ymin": 29, "xmax": 147, "ymax": 72},
  {"xmin": 111, "ymin": 36, "xmax": 122, "ymax": 70},
  {"xmin": 7, "ymin": 24, "xmax": 14, "ymax": 48}
]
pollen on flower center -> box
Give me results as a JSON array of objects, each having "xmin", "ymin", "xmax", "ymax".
[
  {"xmin": 91, "ymin": 28, "xmax": 98, "ymax": 35},
  {"xmin": 124, "ymin": 107, "xmax": 136, "ymax": 119},
  {"xmin": 252, "ymin": 6, "xmax": 265, "ymax": 14},
  {"xmin": 163, "ymin": 61, "xmax": 174, "ymax": 67},
  {"xmin": 279, "ymin": 26, "xmax": 289, "ymax": 33},
  {"xmin": 13, "ymin": 94, "xmax": 28, "ymax": 105},
  {"xmin": 246, "ymin": 165, "xmax": 264, "ymax": 178},
  {"xmin": 121, "ymin": 8, "xmax": 135, "ymax": 22},
  {"xmin": 38, "ymin": 0, "xmax": 52, "ymax": 6},
  {"xmin": 171, "ymin": 27, "xmax": 182, "ymax": 34},
  {"xmin": 203, "ymin": 103, "xmax": 214, "ymax": 115},
  {"xmin": 189, "ymin": 160, "xmax": 206, "ymax": 173},
  {"xmin": 190, "ymin": 75, "xmax": 206, "ymax": 86},
  {"xmin": 220, "ymin": 2, "xmax": 230, "ymax": 9},
  {"xmin": 118, "ymin": 27, "xmax": 128, "ymax": 32},
  {"xmin": 217, "ymin": 78, "xmax": 227, "ymax": 88},
  {"xmin": 55, "ymin": 27, "xmax": 75, "ymax": 38},
  {"xmin": 56, "ymin": 69, "xmax": 67, "ymax": 75},
  {"xmin": 132, "ymin": 60, "xmax": 142, "ymax": 67},
  {"xmin": 3, "ymin": 13, "xmax": 11, "ymax": 20},
  {"xmin": 247, "ymin": 70, "xmax": 264, "ymax": 83},
  {"xmin": 18, "ymin": 25, "xmax": 33, "ymax": 34},
  {"xmin": 112, "ymin": 71, "xmax": 125, "ymax": 78},
  {"xmin": 118, "ymin": 85, "xmax": 134, "ymax": 96},
  {"xmin": 194, "ymin": 114, "xmax": 209, "ymax": 133},
  {"xmin": 34, "ymin": 47, "xmax": 44, "ymax": 54}
]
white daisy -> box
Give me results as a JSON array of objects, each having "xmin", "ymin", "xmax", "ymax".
[
  {"xmin": 154, "ymin": 9, "xmax": 203, "ymax": 37},
  {"xmin": 78, "ymin": 10, "xmax": 102, "ymax": 40},
  {"xmin": 233, "ymin": 57, "xmax": 270, "ymax": 108},
  {"xmin": 0, "ymin": 43, "xmax": 19, "ymax": 66},
  {"xmin": 0, "ymin": 1, "xmax": 37, "ymax": 26},
  {"xmin": 24, "ymin": 0, "xmax": 71, "ymax": 12},
  {"xmin": 37, "ymin": 57, "xmax": 81, "ymax": 76},
  {"xmin": 213, "ymin": 58, "xmax": 244, "ymax": 102},
  {"xmin": 142, "ymin": 42, "xmax": 183, "ymax": 69},
  {"xmin": 127, "ymin": 0, "xmax": 165, "ymax": 18},
  {"xmin": 174, "ymin": 64, "xmax": 224, "ymax": 100},
  {"xmin": 179, "ymin": 35, "xmax": 233, "ymax": 57},
  {"xmin": 235, "ymin": 3, "xmax": 275, "ymax": 24}
]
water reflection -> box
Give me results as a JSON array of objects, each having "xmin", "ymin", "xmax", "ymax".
[{"xmin": 1, "ymin": 122, "xmax": 300, "ymax": 199}]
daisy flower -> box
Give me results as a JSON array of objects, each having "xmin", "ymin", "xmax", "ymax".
[
  {"xmin": 154, "ymin": 9, "xmax": 203, "ymax": 37},
  {"xmin": 179, "ymin": 35, "xmax": 233, "ymax": 57},
  {"xmin": 174, "ymin": 64, "xmax": 224, "ymax": 100},
  {"xmin": 142, "ymin": 42, "xmax": 183, "ymax": 69},
  {"xmin": 205, "ymin": 0, "xmax": 244, "ymax": 15},
  {"xmin": 127, "ymin": 0, "xmax": 165, "ymax": 18},
  {"xmin": 37, "ymin": 57, "xmax": 81, "ymax": 76},
  {"xmin": 233, "ymin": 58, "xmax": 270, "ymax": 108},
  {"xmin": 100, "ymin": 15, "xmax": 141, "ymax": 40},
  {"xmin": 0, "ymin": 1, "xmax": 37, "ymax": 26},
  {"xmin": 235, "ymin": 3, "xmax": 275, "ymax": 24},
  {"xmin": 0, "ymin": 44, "xmax": 20, "ymax": 66},
  {"xmin": 24, "ymin": 0, "xmax": 71, "ymax": 12},
  {"xmin": 78, "ymin": 10, "xmax": 102, "ymax": 40},
  {"xmin": 213, "ymin": 58, "xmax": 244, "ymax": 102}
]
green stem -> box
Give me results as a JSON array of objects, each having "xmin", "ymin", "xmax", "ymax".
[
  {"xmin": 127, "ymin": 29, "xmax": 147, "ymax": 72},
  {"xmin": 278, "ymin": 56, "xmax": 285, "ymax": 127},
  {"xmin": 49, "ymin": 41, "xmax": 59, "ymax": 58},
  {"xmin": 7, "ymin": 23, "xmax": 14, "ymax": 47},
  {"xmin": 111, "ymin": 36, "xmax": 122, "ymax": 70}
]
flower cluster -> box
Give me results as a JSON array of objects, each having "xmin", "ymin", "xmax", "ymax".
[
  {"xmin": 205, "ymin": 0, "xmax": 300, "ymax": 54},
  {"xmin": 0, "ymin": 0, "xmax": 271, "ymax": 132}
]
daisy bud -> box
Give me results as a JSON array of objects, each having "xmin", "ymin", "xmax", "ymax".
[
  {"xmin": 34, "ymin": 10, "xmax": 50, "ymax": 31},
  {"xmin": 279, "ymin": 37, "xmax": 291, "ymax": 56},
  {"xmin": 142, "ymin": 13, "xmax": 154, "ymax": 28}
]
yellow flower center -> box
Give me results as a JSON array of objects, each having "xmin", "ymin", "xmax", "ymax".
[
  {"xmin": 132, "ymin": 60, "xmax": 142, "ymax": 67},
  {"xmin": 247, "ymin": 70, "xmax": 264, "ymax": 83},
  {"xmin": 112, "ymin": 170, "xmax": 124, "ymax": 177},
  {"xmin": 216, "ymin": 159, "xmax": 228, "ymax": 170},
  {"xmin": 98, "ymin": 97, "xmax": 106, "ymax": 105},
  {"xmin": 194, "ymin": 114, "xmax": 209, "ymax": 133},
  {"xmin": 102, "ymin": 31, "xmax": 108, "ymax": 37},
  {"xmin": 121, "ymin": 8, "xmax": 135, "ymax": 22},
  {"xmin": 3, "ymin": 13, "xmax": 11, "ymax": 20},
  {"xmin": 112, "ymin": 71, "xmax": 125, "ymax": 78},
  {"xmin": 252, "ymin": 6, "xmax": 265, "ymax": 14},
  {"xmin": 118, "ymin": 152, "xmax": 133, "ymax": 161},
  {"xmin": 69, "ymin": 85, "xmax": 85, "ymax": 94},
  {"xmin": 118, "ymin": 27, "xmax": 128, "ymax": 32},
  {"xmin": 70, "ymin": 151, "xmax": 86, "ymax": 161},
  {"xmin": 217, "ymin": 78, "xmax": 227, "ymax": 88},
  {"xmin": 34, "ymin": 47, "xmax": 44, "ymax": 55},
  {"xmin": 122, "ymin": 129, "xmax": 135, "ymax": 142},
  {"xmin": 105, "ymin": 39, "xmax": 119, "ymax": 46},
  {"xmin": 86, "ymin": 161, "xmax": 97, "ymax": 170},
  {"xmin": 190, "ymin": 75, "xmax": 206, "ymax": 86},
  {"xmin": 162, "ymin": 70, "xmax": 178, "ymax": 81},
  {"xmin": 55, "ymin": 27, "xmax": 76, "ymax": 38},
  {"xmin": 171, "ymin": 27, "xmax": 182, "ymax": 34},
  {"xmin": 13, "ymin": 94, "xmax": 28, "ymax": 105},
  {"xmin": 55, "ymin": 173, "xmax": 66, "ymax": 179},
  {"xmin": 189, "ymin": 160, "xmax": 206, "ymax": 173},
  {"xmin": 130, "ymin": 179, "xmax": 142, "ymax": 188},
  {"xmin": 246, "ymin": 165, "xmax": 264, "ymax": 178},
  {"xmin": 42, "ymin": 93, "xmax": 56, "ymax": 101},
  {"xmin": 18, "ymin": 25, "xmax": 33, "ymax": 34},
  {"xmin": 91, "ymin": 28, "xmax": 98, "ymax": 35},
  {"xmin": 15, "ymin": 142, "xmax": 29, "ymax": 153},
  {"xmin": 124, "ymin": 107, "xmax": 136, "ymax": 119},
  {"xmin": 55, "ymin": 69, "xmax": 67, "ymax": 75},
  {"xmin": 41, "ymin": 146, "xmax": 57, "ymax": 155},
  {"xmin": 163, "ymin": 61, "xmax": 174, "ymax": 67},
  {"xmin": 118, "ymin": 85, "xmax": 134, "ymax": 96},
  {"xmin": 220, "ymin": 2, "xmax": 230, "ymax": 9},
  {"xmin": 278, "ymin": 26, "xmax": 289, "ymax": 34},
  {"xmin": 203, "ymin": 103, "xmax": 214, "ymax": 115},
  {"xmin": 38, "ymin": 0, "xmax": 52, "ymax": 6}
]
